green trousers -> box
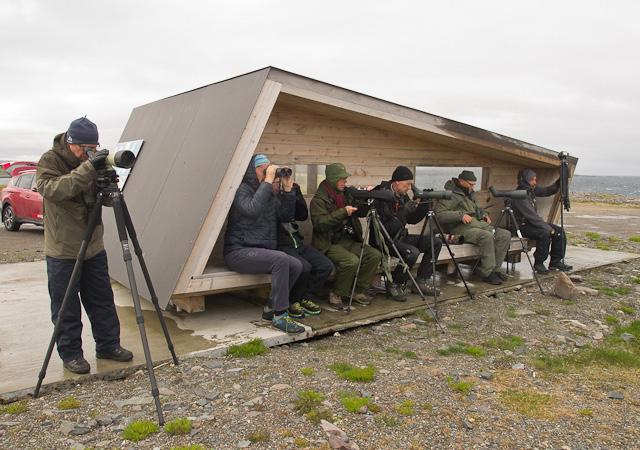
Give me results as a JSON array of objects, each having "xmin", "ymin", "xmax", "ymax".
[
  {"xmin": 458, "ymin": 226, "xmax": 512, "ymax": 277},
  {"xmin": 326, "ymin": 238, "xmax": 382, "ymax": 297}
]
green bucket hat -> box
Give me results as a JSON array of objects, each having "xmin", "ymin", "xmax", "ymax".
[{"xmin": 325, "ymin": 163, "xmax": 351, "ymax": 185}]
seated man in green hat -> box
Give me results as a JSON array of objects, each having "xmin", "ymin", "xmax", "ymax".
[
  {"xmin": 310, "ymin": 163, "xmax": 382, "ymax": 309},
  {"xmin": 435, "ymin": 170, "xmax": 511, "ymax": 285}
]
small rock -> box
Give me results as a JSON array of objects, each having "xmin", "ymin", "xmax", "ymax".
[
  {"xmin": 357, "ymin": 405, "xmax": 368, "ymax": 414},
  {"xmin": 203, "ymin": 360, "xmax": 223, "ymax": 370},
  {"xmin": 400, "ymin": 323, "xmax": 417, "ymax": 330},
  {"xmin": 514, "ymin": 309, "xmax": 536, "ymax": 317},
  {"xmin": 243, "ymin": 396, "xmax": 264, "ymax": 407},
  {"xmin": 579, "ymin": 287, "xmax": 599, "ymax": 295},
  {"xmin": 607, "ymin": 391, "xmax": 624, "ymax": 400},
  {"xmin": 196, "ymin": 399, "xmax": 208, "ymax": 407},
  {"xmin": 237, "ymin": 440, "xmax": 252, "ymax": 448},
  {"xmin": 605, "ymin": 266, "xmax": 623, "ymax": 275},
  {"xmin": 592, "ymin": 332, "xmax": 604, "ymax": 340},
  {"xmin": 227, "ymin": 368, "xmax": 244, "ymax": 374},
  {"xmin": 233, "ymin": 384, "xmax": 241, "ymax": 390},
  {"xmin": 412, "ymin": 318, "xmax": 428, "ymax": 326},
  {"xmin": 360, "ymin": 391, "xmax": 373, "ymax": 398},
  {"xmin": 333, "ymin": 332, "xmax": 341, "ymax": 337},
  {"xmin": 553, "ymin": 272, "xmax": 578, "ymax": 299},
  {"xmin": 320, "ymin": 420, "xmax": 359, "ymax": 450},
  {"xmin": 574, "ymin": 339, "xmax": 587, "ymax": 348},
  {"xmin": 479, "ymin": 371, "xmax": 493, "ymax": 380},
  {"xmin": 205, "ymin": 392, "xmax": 220, "ymax": 401},
  {"xmin": 270, "ymin": 384, "xmax": 291, "ymax": 391},
  {"xmin": 60, "ymin": 421, "xmax": 76, "ymax": 436},
  {"xmin": 554, "ymin": 335, "xmax": 568, "ymax": 344},
  {"xmin": 511, "ymin": 363, "xmax": 525, "ymax": 370},
  {"xmin": 621, "ymin": 333, "xmax": 636, "ymax": 342},
  {"xmin": 561, "ymin": 319, "xmax": 589, "ymax": 330},
  {"xmin": 569, "ymin": 274, "xmax": 583, "ymax": 283},
  {"xmin": 462, "ymin": 419, "xmax": 474, "ymax": 430},
  {"xmin": 190, "ymin": 365, "xmax": 203, "ymax": 372},
  {"xmin": 159, "ymin": 387, "xmax": 176, "ymax": 396},
  {"xmin": 114, "ymin": 396, "xmax": 154, "ymax": 408}
]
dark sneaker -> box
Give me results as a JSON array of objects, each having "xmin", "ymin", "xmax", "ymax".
[
  {"xmin": 493, "ymin": 271, "xmax": 509, "ymax": 281},
  {"xmin": 63, "ymin": 357, "xmax": 90, "ymax": 374},
  {"xmin": 533, "ymin": 263, "xmax": 550, "ymax": 274},
  {"xmin": 96, "ymin": 346, "xmax": 134, "ymax": 362},
  {"xmin": 329, "ymin": 292, "xmax": 346, "ymax": 310},
  {"xmin": 288, "ymin": 302, "xmax": 305, "ymax": 319},
  {"xmin": 353, "ymin": 291, "xmax": 373, "ymax": 306},
  {"xmin": 412, "ymin": 278, "xmax": 441, "ymax": 297},
  {"xmin": 549, "ymin": 261, "xmax": 573, "ymax": 272},
  {"xmin": 299, "ymin": 299, "xmax": 321, "ymax": 316},
  {"xmin": 262, "ymin": 308, "xmax": 274, "ymax": 321},
  {"xmin": 387, "ymin": 283, "xmax": 407, "ymax": 302},
  {"xmin": 482, "ymin": 272, "xmax": 503, "ymax": 285},
  {"xmin": 272, "ymin": 313, "xmax": 305, "ymax": 334}
]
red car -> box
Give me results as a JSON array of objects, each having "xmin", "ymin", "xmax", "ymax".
[{"xmin": 1, "ymin": 169, "xmax": 44, "ymax": 231}]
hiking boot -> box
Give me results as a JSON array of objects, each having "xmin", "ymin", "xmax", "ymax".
[
  {"xmin": 493, "ymin": 270, "xmax": 509, "ymax": 281},
  {"xmin": 533, "ymin": 263, "xmax": 550, "ymax": 274},
  {"xmin": 272, "ymin": 313, "xmax": 305, "ymax": 334},
  {"xmin": 329, "ymin": 291, "xmax": 346, "ymax": 310},
  {"xmin": 262, "ymin": 308, "xmax": 274, "ymax": 321},
  {"xmin": 63, "ymin": 357, "xmax": 90, "ymax": 374},
  {"xmin": 549, "ymin": 261, "xmax": 573, "ymax": 272},
  {"xmin": 387, "ymin": 283, "xmax": 408, "ymax": 302},
  {"xmin": 96, "ymin": 346, "xmax": 134, "ymax": 362},
  {"xmin": 299, "ymin": 298, "xmax": 321, "ymax": 316},
  {"xmin": 288, "ymin": 302, "xmax": 305, "ymax": 319},
  {"xmin": 482, "ymin": 272, "xmax": 503, "ymax": 285},
  {"xmin": 412, "ymin": 278, "xmax": 441, "ymax": 297},
  {"xmin": 352, "ymin": 291, "xmax": 373, "ymax": 306}
]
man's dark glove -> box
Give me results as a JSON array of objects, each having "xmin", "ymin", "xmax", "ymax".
[{"xmin": 89, "ymin": 149, "xmax": 109, "ymax": 170}]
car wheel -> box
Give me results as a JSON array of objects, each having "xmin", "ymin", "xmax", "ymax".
[{"xmin": 2, "ymin": 205, "xmax": 21, "ymax": 231}]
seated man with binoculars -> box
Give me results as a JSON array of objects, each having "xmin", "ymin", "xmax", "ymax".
[
  {"xmin": 370, "ymin": 166, "xmax": 442, "ymax": 300},
  {"xmin": 223, "ymin": 154, "xmax": 306, "ymax": 333},
  {"xmin": 511, "ymin": 169, "xmax": 572, "ymax": 274},
  {"xmin": 436, "ymin": 170, "xmax": 511, "ymax": 285}
]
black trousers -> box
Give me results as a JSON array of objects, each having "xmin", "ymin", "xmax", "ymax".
[
  {"xmin": 392, "ymin": 234, "xmax": 443, "ymax": 284},
  {"xmin": 281, "ymin": 244, "xmax": 335, "ymax": 302},
  {"xmin": 46, "ymin": 250, "xmax": 121, "ymax": 362},
  {"xmin": 520, "ymin": 223, "xmax": 566, "ymax": 265}
]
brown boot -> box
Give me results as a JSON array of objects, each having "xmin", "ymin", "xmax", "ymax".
[{"xmin": 328, "ymin": 291, "xmax": 346, "ymax": 310}]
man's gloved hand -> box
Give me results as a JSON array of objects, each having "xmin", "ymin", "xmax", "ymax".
[{"xmin": 89, "ymin": 149, "xmax": 109, "ymax": 170}]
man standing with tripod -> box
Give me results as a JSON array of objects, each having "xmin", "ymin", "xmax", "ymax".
[
  {"xmin": 370, "ymin": 166, "xmax": 442, "ymax": 300},
  {"xmin": 36, "ymin": 117, "xmax": 133, "ymax": 374}
]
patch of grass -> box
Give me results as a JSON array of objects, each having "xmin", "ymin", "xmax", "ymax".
[
  {"xmin": 437, "ymin": 342, "xmax": 487, "ymax": 357},
  {"xmin": 500, "ymin": 390, "xmax": 554, "ymax": 418},
  {"xmin": 506, "ymin": 307, "xmax": 517, "ymax": 318},
  {"xmin": 293, "ymin": 390, "xmax": 325, "ymax": 414},
  {"xmin": 618, "ymin": 303, "xmax": 635, "ymax": 314},
  {"xmin": 305, "ymin": 408, "xmax": 334, "ymax": 425},
  {"xmin": 339, "ymin": 392, "xmax": 377, "ymax": 413},
  {"xmin": 578, "ymin": 408, "xmax": 593, "ymax": 416},
  {"xmin": 385, "ymin": 348, "xmax": 417, "ymax": 359},
  {"xmin": 585, "ymin": 231, "xmax": 602, "ymax": 241},
  {"xmin": 122, "ymin": 420, "xmax": 160, "ymax": 442},
  {"xmin": 447, "ymin": 322, "xmax": 464, "ymax": 330},
  {"xmin": 530, "ymin": 352, "xmax": 570, "ymax": 373},
  {"xmin": 163, "ymin": 418, "xmax": 192, "ymax": 435},
  {"xmin": 534, "ymin": 307, "xmax": 551, "ymax": 316},
  {"xmin": 300, "ymin": 367, "xmax": 316, "ymax": 377},
  {"xmin": 632, "ymin": 276, "xmax": 640, "ymax": 284},
  {"xmin": 57, "ymin": 396, "xmax": 81, "ymax": 410},
  {"xmin": 578, "ymin": 347, "xmax": 640, "ymax": 368},
  {"xmin": 563, "ymin": 299, "xmax": 576, "ymax": 305},
  {"xmin": 376, "ymin": 413, "xmax": 400, "ymax": 427},
  {"xmin": 246, "ymin": 430, "xmax": 270, "ymax": 443},
  {"xmin": 0, "ymin": 401, "xmax": 28, "ymax": 415},
  {"xmin": 446, "ymin": 376, "xmax": 474, "ymax": 396},
  {"xmin": 395, "ymin": 400, "xmax": 416, "ymax": 416},
  {"xmin": 294, "ymin": 437, "xmax": 310, "ymax": 447},
  {"xmin": 329, "ymin": 362, "xmax": 376, "ymax": 382},
  {"xmin": 403, "ymin": 351, "xmax": 417, "ymax": 359},
  {"xmin": 414, "ymin": 309, "xmax": 435, "ymax": 323},
  {"xmin": 384, "ymin": 347, "xmax": 401, "ymax": 354},
  {"xmin": 226, "ymin": 338, "xmax": 267, "ymax": 358},
  {"xmin": 628, "ymin": 236, "xmax": 640, "ymax": 243},
  {"xmin": 595, "ymin": 242, "xmax": 611, "ymax": 251},
  {"xmin": 604, "ymin": 315, "xmax": 620, "ymax": 325},
  {"xmin": 485, "ymin": 335, "xmax": 525, "ymax": 352}
]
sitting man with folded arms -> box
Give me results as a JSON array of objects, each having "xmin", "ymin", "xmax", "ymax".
[
  {"xmin": 224, "ymin": 154, "xmax": 305, "ymax": 333},
  {"xmin": 511, "ymin": 169, "xmax": 572, "ymax": 274},
  {"xmin": 310, "ymin": 163, "xmax": 382, "ymax": 310},
  {"xmin": 370, "ymin": 165, "xmax": 443, "ymax": 300},
  {"xmin": 436, "ymin": 170, "xmax": 511, "ymax": 285},
  {"xmin": 275, "ymin": 178, "xmax": 332, "ymax": 316}
]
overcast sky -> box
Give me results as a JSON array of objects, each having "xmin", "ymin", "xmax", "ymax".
[{"xmin": 1, "ymin": 0, "xmax": 638, "ymax": 175}]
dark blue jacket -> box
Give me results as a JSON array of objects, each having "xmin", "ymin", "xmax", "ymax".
[{"xmin": 223, "ymin": 156, "xmax": 296, "ymax": 255}]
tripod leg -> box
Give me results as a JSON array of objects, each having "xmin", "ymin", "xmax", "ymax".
[
  {"xmin": 112, "ymin": 195, "xmax": 165, "ymax": 425},
  {"xmin": 120, "ymin": 199, "xmax": 179, "ymax": 366},
  {"xmin": 429, "ymin": 220, "xmax": 439, "ymax": 317},
  {"xmin": 431, "ymin": 214, "xmax": 474, "ymax": 300},
  {"xmin": 347, "ymin": 213, "xmax": 371, "ymax": 313},
  {"xmin": 507, "ymin": 209, "xmax": 545, "ymax": 294},
  {"xmin": 34, "ymin": 195, "xmax": 104, "ymax": 398}
]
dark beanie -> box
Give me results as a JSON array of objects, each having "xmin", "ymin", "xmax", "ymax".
[
  {"xmin": 391, "ymin": 166, "xmax": 414, "ymax": 182},
  {"xmin": 458, "ymin": 170, "xmax": 477, "ymax": 182},
  {"xmin": 519, "ymin": 169, "xmax": 537, "ymax": 183},
  {"xmin": 66, "ymin": 117, "xmax": 99, "ymax": 145}
]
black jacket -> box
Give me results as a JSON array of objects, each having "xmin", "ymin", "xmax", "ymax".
[
  {"xmin": 370, "ymin": 180, "xmax": 428, "ymax": 244},
  {"xmin": 277, "ymin": 183, "xmax": 308, "ymax": 249},
  {"xmin": 223, "ymin": 156, "xmax": 296, "ymax": 255},
  {"xmin": 511, "ymin": 179, "xmax": 560, "ymax": 232}
]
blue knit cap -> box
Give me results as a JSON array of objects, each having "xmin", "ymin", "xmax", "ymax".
[
  {"xmin": 254, "ymin": 154, "xmax": 270, "ymax": 168},
  {"xmin": 66, "ymin": 117, "xmax": 99, "ymax": 145}
]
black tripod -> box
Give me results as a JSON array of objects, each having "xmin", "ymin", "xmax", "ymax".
[
  {"xmin": 558, "ymin": 152, "xmax": 571, "ymax": 267},
  {"xmin": 33, "ymin": 169, "xmax": 179, "ymax": 425},
  {"xmin": 416, "ymin": 207, "xmax": 474, "ymax": 302},
  {"xmin": 494, "ymin": 200, "xmax": 545, "ymax": 294},
  {"xmin": 347, "ymin": 200, "xmax": 445, "ymax": 333}
]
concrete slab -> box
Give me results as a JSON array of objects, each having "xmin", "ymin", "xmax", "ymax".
[{"xmin": 0, "ymin": 246, "xmax": 637, "ymax": 396}]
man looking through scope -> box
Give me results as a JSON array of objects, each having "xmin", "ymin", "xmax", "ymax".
[{"xmin": 35, "ymin": 117, "xmax": 133, "ymax": 374}]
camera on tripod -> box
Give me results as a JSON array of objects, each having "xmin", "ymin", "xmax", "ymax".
[
  {"xmin": 488, "ymin": 186, "xmax": 528, "ymax": 200},
  {"xmin": 411, "ymin": 186, "xmax": 452, "ymax": 200},
  {"xmin": 87, "ymin": 149, "xmax": 137, "ymax": 169},
  {"xmin": 345, "ymin": 186, "xmax": 396, "ymax": 202}
]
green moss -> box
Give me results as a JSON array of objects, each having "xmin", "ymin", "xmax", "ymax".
[
  {"xmin": 294, "ymin": 390, "xmax": 325, "ymax": 414},
  {"xmin": 339, "ymin": 392, "xmax": 375, "ymax": 413},
  {"xmin": 376, "ymin": 413, "xmax": 400, "ymax": 427},
  {"xmin": 395, "ymin": 400, "xmax": 416, "ymax": 416},
  {"xmin": 585, "ymin": 231, "xmax": 602, "ymax": 241},
  {"xmin": 122, "ymin": 420, "xmax": 159, "ymax": 442},
  {"xmin": 628, "ymin": 236, "xmax": 640, "ymax": 243},
  {"xmin": 485, "ymin": 335, "xmax": 525, "ymax": 352},
  {"xmin": 530, "ymin": 352, "xmax": 570, "ymax": 373},
  {"xmin": 618, "ymin": 303, "xmax": 635, "ymax": 314},
  {"xmin": 293, "ymin": 437, "xmax": 310, "ymax": 447},
  {"xmin": 500, "ymin": 390, "xmax": 554, "ymax": 418},
  {"xmin": 305, "ymin": 408, "xmax": 334, "ymax": 425},
  {"xmin": 300, "ymin": 367, "xmax": 316, "ymax": 377},
  {"xmin": 403, "ymin": 351, "xmax": 417, "ymax": 359},
  {"xmin": 632, "ymin": 276, "xmax": 640, "ymax": 284},
  {"xmin": 384, "ymin": 347, "xmax": 401, "ymax": 354},
  {"xmin": 534, "ymin": 307, "xmax": 551, "ymax": 316},
  {"xmin": 329, "ymin": 362, "xmax": 376, "ymax": 382},
  {"xmin": 578, "ymin": 408, "xmax": 593, "ymax": 416},
  {"xmin": 595, "ymin": 242, "xmax": 611, "ymax": 251},
  {"xmin": 57, "ymin": 396, "xmax": 81, "ymax": 410},
  {"xmin": 226, "ymin": 338, "xmax": 268, "ymax": 358},
  {"xmin": 0, "ymin": 401, "xmax": 27, "ymax": 415},
  {"xmin": 507, "ymin": 307, "xmax": 517, "ymax": 318},
  {"xmin": 604, "ymin": 315, "xmax": 620, "ymax": 325},
  {"xmin": 446, "ymin": 376, "xmax": 474, "ymax": 396},
  {"xmin": 437, "ymin": 342, "xmax": 486, "ymax": 357},
  {"xmin": 163, "ymin": 418, "xmax": 192, "ymax": 435},
  {"xmin": 246, "ymin": 430, "xmax": 270, "ymax": 443}
]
